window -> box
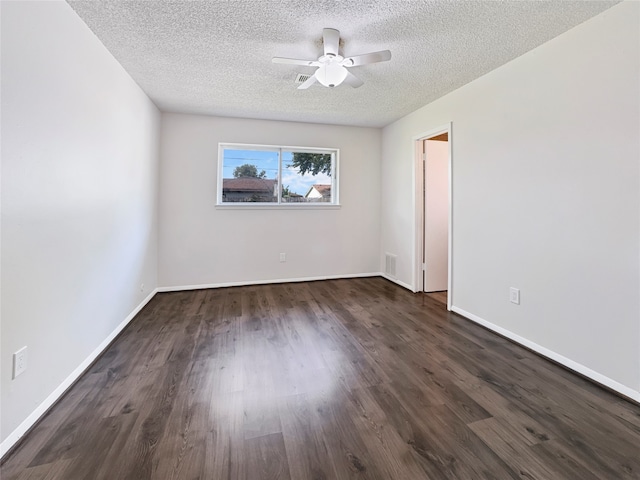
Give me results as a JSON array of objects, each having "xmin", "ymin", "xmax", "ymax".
[{"xmin": 218, "ymin": 143, "xmax": 338, "ymax": 206}]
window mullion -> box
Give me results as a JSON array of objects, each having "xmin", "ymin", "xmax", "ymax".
[
  {"xmin": 278, "ymin": 148, "xmax": 282, "ymax": 204},
  {"xmin": 332, "ymin": 152, "xmax": 336, "ymax": 203}
]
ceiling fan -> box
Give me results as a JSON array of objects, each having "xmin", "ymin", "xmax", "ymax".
[{"xmin": 272, "ymin": 28, "xmax": 391, "ymax": 89}]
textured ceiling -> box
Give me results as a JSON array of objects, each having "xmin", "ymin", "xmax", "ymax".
[{"xmin": 67, "ymin": 0, "xmax": 618, "ymax": 127}]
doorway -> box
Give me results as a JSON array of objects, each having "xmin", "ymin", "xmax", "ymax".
[{"xmin": 414, "ymin": 124, "xmax": 452, "ymax": 310}]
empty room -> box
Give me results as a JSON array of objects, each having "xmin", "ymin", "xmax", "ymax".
[{"xmin": 1, "ymin": 1, "xmax": 639, "ymax": 479}]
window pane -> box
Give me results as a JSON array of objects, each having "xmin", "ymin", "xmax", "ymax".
[
  {"xmin": 281, "ymin": 151, "xmax": 333, "ymax": 203},
  {"xmin": 221, "ymin": 148, "xmax": 279, "ymax": 203}
]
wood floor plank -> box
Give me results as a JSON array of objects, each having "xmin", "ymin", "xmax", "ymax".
[
  {"xmin": 15, "ymin": 459, "xmax": 74, "ymax": 480},
  {"xmin": 245, "ymin": 432, "xmax": 291, "ymax": 480},
  {"xmin": 309, "ymin": 386, "xmax": 388, "ymax": 479},
  {"xmin": 278, "ymin": 393, "xmax": 338, "ymax": 480},
  {"xmin": 3, "ymin": 278, "xmax": 640, "ymax": 479},
  {"xmin": 343, "ymin": 386, "xmax": 430, "ymax": 479},
  {"xmin": 528, "ymin": 440, "xmax": 607, "ymax": 480},
  {"xmin": 469, "ymin": 416, "xmax": 567, "ymax": 479},
  {"xmin": 205, "ymin": 391, "xmax": 245, "ymax": 480}
]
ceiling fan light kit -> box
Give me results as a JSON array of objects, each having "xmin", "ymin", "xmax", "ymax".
[
  {"xmin": 272, "ymin": 28, "xmax": 391, "ymax": 89},
  {"xmin": 316, "ymin": 59, "xmax": 348, "ymax": 88}
]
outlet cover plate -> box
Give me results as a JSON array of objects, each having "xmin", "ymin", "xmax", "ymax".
[
  {"xmin": 510, "ymin": 287, "xmax": 520, "ymax": 305},
  {"xmin": 13, "ymin": 346, "xmax": 28, "ymax": 378}
]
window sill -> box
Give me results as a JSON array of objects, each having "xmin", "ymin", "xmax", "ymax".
[{"xmin": 215, "ymin": 203, "xmax": 341, "ymax": 210}]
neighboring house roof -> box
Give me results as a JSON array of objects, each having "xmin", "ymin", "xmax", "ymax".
[
  {"xmin": 223, "ymin": 178, "xmax": 276, "ymax": 192},
  {"xmin": 305, "ymin": 184, "xmax": 332, "ymax": 198}
]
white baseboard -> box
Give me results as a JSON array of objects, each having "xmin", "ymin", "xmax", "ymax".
[
  {"xmin": 451, "ymin": 306, "xmax": 640, "ymax": 403},
  {"xmin": 0, "ymin": 289, "xmax": 159, "ymax": 459},
  {"xmin": 157, "ymin": 272, "xmax": 382, "ymax": 292},
  {"xmin": 380, "ymin": 273, "xmax": 415, "ymax": 292}
]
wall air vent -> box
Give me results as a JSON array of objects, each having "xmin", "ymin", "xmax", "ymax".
[
  {"xmin": 385, "ymin": 253, "xmax": 397, "ymax": 277},
  {"xmin": 295, "ymin": 73, "xmax": 312, "ymax": 84}
]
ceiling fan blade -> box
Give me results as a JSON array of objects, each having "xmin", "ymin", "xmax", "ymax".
[
  {"xmin": 343, "ymin": 71, "xmax": 364, "ymax": 88},
  {"xmin": 323, "ymin": 28, "xmax": 340, "ymax": 56},
  {"xmin": 272, "ymin": 57, "xmax": 321, "ymax": 67},
  {"xmin": 342, "ymin": 50, "xmax": 391, "ymax": 67},
  {"xmin": 297, "ymin": 73, "xmax": 317, "ymax": 90}
]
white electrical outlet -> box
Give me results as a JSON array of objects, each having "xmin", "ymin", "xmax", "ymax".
[
  {"xmin": 140, "ymin": 283, "xmax": 144, "ymax": 292},
  {"xmin": 13, "ymin": 346, "xmax": 28, "ymax": 379},
  {"xmin": 279, "ymin": 253, "xmax": 286, "ymax": 262},
  {"xmin": 510, "ymin": 287, "xmax": 520, "ymax": 305}
]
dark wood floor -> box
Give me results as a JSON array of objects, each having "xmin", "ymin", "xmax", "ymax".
[{"xmin": 3, "ymin": 278, "xmax": 640, "ymax": 479}]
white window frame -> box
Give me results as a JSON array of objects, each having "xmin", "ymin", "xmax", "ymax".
[{"xmin": 216, "ymin": 142, "xmax": 340, "ymax": 208}]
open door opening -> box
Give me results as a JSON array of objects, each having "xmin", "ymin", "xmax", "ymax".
[{"xmin": 415, "ymin": 126, "xmax": 452, "ymax": 310}]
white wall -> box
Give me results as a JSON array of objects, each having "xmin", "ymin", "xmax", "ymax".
[
  {"xmin": 381, "ymin": 2, "xmax": 640, "ymax": 398},
  {"xmin": 424, "ymin": 140, "xmax": 449, "ymax": 292},
  {"xmin": 159, "ymin": 114, "xmax": 381, "ymax": 288},
  {"xmin": 1, "ymin": 1, "xmax": 160, "ymax": 451}
]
